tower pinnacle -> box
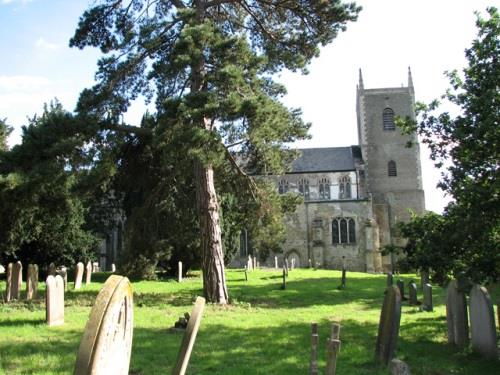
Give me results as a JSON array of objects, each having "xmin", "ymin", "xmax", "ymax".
[
  {"xmin": 408, "ymin": 66, "xmax": 414, "ymax": 91},
  {"xmin": 358, "ymin": 68, "xmax": 364, "ymax": 90}
]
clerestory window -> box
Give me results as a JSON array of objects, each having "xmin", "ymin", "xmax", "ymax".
[
  {"xmin": 298, "ymin": 178, "xmax": 310, "ymax": 200},
  {"xmin": 319, "ymin": 178, "xmax": 330, "ymax": 200},
  {"xmin": 278, "ymin": 179, "xmax": 289, "ymax": 194},
  {"xmin": 338, "ymin": 176, "xmax": 352, "ymax": 199}
]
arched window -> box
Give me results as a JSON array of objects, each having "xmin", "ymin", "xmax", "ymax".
[
  {"xmin": 298, "ymin": 178, "xmax": 310, "ymax": 200},
  {"xmin": 319, "ymin": 178, "xmax": 330, "ymax": 200},
  {"xmin": 278, "ymin": 179, "xmax": 289, "ymax": 194},
  {"xmin": 388, "ymin": 160, "xmax": 397, "ymax": 177},
  {"xmin": 332, "ymin": 218, "xmax": 356, "ymax": 245},
  {"xmin": 383, "ymin": 108, "xmax": 395, "ymax": 130},
  {"xmin": 339, "ymin": 176, "xmax": 352, "ymax": 199}
]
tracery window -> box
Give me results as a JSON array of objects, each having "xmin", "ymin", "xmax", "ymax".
[
  {"xmin": 332, "ymin": 218, "xmax": 356, "ymax": 245},
  {"xmin": 383, "ymin": 108, "xmax": 396, "ymax": 130},
  {"xmin": 338, "ymin": 176, "xmax": 352, "ymax": 199},
  {"xmin": 388, "ymin": 160, "xmax": 397, "ymax": 177},
  {"xmin": 319, "ymin": 178, "xmax": 330, "ymax": 200},
  {"xmin": 278, "ymin": 179, "xmax": 289, "ymax": 194},
  {"xmin": 298, "ymin": 178, "xmax": 310, "ymax": 200}
]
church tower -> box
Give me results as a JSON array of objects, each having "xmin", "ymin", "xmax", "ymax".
[{"xmin": 356, "ymin": 68, "xmax": 425, "ymax": 271}]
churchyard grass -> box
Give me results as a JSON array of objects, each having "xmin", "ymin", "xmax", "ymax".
[{"xmin": 0, "ymin": 269, "xmax": 498, "ymax": 374}]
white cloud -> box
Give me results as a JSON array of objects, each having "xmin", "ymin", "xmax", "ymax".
[
  {"xmin": 1, "ymin": 0, "xmax": 32, "ymax": 5},
  {"xmin": 35, "ymin": 37, "xmax": 59, "ymax": 51},
  {"xmin": 0, "ymin": 75, "xmax": 51, "ymax": 92}
]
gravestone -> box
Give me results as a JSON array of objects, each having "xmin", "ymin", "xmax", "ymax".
[
  {"xmin": 75, "ymin": 262, "xmax": 84, "ymax": 289},
  {"xmin": 0, "ymin": 265, "xmax": 4, "ymax": 274},
  {"xmin": 26, "ymin": 264, "xmax": 39, "ymax": 300},
  {"xmin": 92, "ymin": 262, "xmax": 99, "ymax": 272},
  {"xmin": 172, "ymin": 296, "xmax": 206, "ymax": 375},
  {"xmin": 4, "ymin": 263, "xmax": 12, "ymax": 302},
  {"xmin": 74, "ymin": 275, "xmax": 134, "ymax": 375},
  {"xmin": 389, "ymin": 359, "xmax": 411, "ymax": 375},
  {"xmin": 274, "ymin": 256, "xmax": 278, "ymax": 269},
  {"xmin": 57, "ymin": 266, "xmax": 68, "ymax": 291},
  {"xmin": 308, "ymin": 258, "xmax": 312, "ymax": 268},
  {"xmin": 408, "ymin": 281, "xmax": 418, "ymax": 305},
  {"xmin": 11, "ymin": 261, "xmax": 22, "ymax": 300},
  {"xmin": 375, "ymin": 286, "xmax": 402, "ymax": 365},
  {"xmin": 446, "ymin": 280, "xmax": 469, "ymax": 348},
  {"xmin": 338, "ymin": 267, "xmax": 346, "ymax": 290},
  {"xmin": 46, "ymin": 275, "xmax": 64, "ymax": 326},
  {"xmin": 111, "ymin": 263, "xmax": 116, "ymax": 273},
  {"xmin": 326, "ymin": 323, "xmax": 341, "ymax": 375},
  {"xmin": 422, "ymin": 284, "xmax": 433, "ymax": 312},
  {"xmin": 247, "ymin": 255, "xmax": 252, "ymax": 271},
  {"xmin": 387, "ymin": 272, "xmax": 393, "ymax": 287},
  {"xmin": 48, "ymin": 262, "xmax": 56, "ymax": 276},
  {"xmin": 310, "ymin": 322, "xmax": 318, "ymax": 375},
  {"xmin": 396, "ymin": 280, "xmax": 406, "ymax": 301},
  {"xmin": 281, "ymin": 267, "xmax": 286, "ymax": 290},
  {"xmin": 85, "ymin": 261, "xmax": 92, "ymax": 285},
  {"xmin": 420, "ymin": 271, "xmax": 429, "ymax": 290},
  {"xmin": 469, "ymin": 285, "xmax": 498, "ymax": 359},
  {"xmin": 253, "ymin": 256, "xmax": 257, "ymax": 270},
  {"xmin": 178, "ymin": 261, "xmax": 183, "ymax": 283}
]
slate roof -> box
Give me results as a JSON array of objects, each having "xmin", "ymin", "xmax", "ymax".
[{"xmin": 290, "ymin": 146, "xmax": 358, "ymax": 173}]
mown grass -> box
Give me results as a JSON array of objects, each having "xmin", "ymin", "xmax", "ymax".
[{"xmin": 0, "ymin": 269, "xmax": 498, "ymax": 374}]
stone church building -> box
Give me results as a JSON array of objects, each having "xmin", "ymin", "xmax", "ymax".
[{"xmin": 235, "ymin": 69, "xmax": 425, "ymax": 272}]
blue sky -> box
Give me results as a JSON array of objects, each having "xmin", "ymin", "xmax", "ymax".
[{"xmin": 0, "ymin": 0, "xmax": 496, "ymax": 213}]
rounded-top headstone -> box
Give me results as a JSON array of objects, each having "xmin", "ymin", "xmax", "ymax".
[
  {"xmin": 376, "ymin": 285, "xmax": 402, "ymax": 365},
  {"xmin": 74, "ymin": 275, "xmax": 133, "ymax": 375},
  {"xmin": 469, "ymin": 285, "xmax": 498, "ymax": 359}
]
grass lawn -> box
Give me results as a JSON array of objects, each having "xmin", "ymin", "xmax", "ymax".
[{"xmin": 0, "ymin": 269, "xmax": 499, "ymax": 374}]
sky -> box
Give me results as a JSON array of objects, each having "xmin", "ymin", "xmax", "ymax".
[{"xmin": 0, "ymin": 0, "xmax": 496, "ymax": 213}]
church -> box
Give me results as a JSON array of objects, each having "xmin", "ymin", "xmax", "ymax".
[{"xmin": 234, "ymin": 69, "xmax": 426, "ymax": 272}]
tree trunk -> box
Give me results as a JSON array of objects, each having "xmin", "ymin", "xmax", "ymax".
[{"xmin": 194, "ymin": 159, "xmax": 229, "ymax": 304}]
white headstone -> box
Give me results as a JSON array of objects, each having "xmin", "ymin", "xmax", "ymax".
[
  {"xmin": 178, "ymin": 261, "xmax": 183, "ymax": 283},
  {"xmin": 75, "ymin": 262, "xmax": 84, "ymax": 289},
  {"xmin": 274, "ymin": 256, "xmax": 278, "ymax": 269},
  {"xmin": 46, "ymin": 275, "xmax": 64, "ymax": 326},
  {"xmin": 85, "ymin": 261, "xmax": 92, "ymax": 285}
]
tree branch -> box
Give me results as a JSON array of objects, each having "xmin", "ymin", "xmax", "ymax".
[
  {"xmin": 224, "ymin": 145, "xmax": 258, "ymax": 200},
  {"xmin": 104, "ymin": 122, "xmax": 152, "ymax": 137}
]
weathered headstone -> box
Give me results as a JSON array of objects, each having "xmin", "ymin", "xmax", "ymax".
[
  {"xmin": 469, "ymin": 285, "xmax": 498, "ymax": 359},
  {"xmin": 11, "ymin": 261, "xmax": 22, "ymax": 300},
  {"xmin": 281, "ymin": 267, "xmax": 286, "ymax": 290},
  {"xmin": 274, "ymin": 256, "xmax": 278, "ymax": 269},
  {"xmin": 46, "ymin": 274, "xmax": 64, "ymax": 326},
  {"xmin": 111, "ymin": 263, "xmax": 116, "ymax": 273},
  {"xmin": 396, "ymin": 280, "xmax": 405, "ymax": 301},
  {"xmin": 74, "ymin": 275, "xmax": 134, "ymax": 375},
  {"xmin": 85, "ymin": 261, "xmax": 92, "ymax": 285},
  {"xmin": 387, "ymin": 272, "xmax": 393, "ymax": 287},
  {"xmin": 75, "ymin": 262, "xmax": 84, "ymax": 289},
  {"xmin": 422, "ymin": 283, "xmax": 433, "ymax": 312},
  {"xmin": 446, "ymin": 279, "xmax": 469, "ymax": 348},
  {"xmin": 26, "ymin": 264, "xmax": 39, "ymax": 300},
  {"xmin": 4, "ymin": 263, "xmax": 12, "ymax": 302},
  {"xmin": 178, "ymin": 261, "xmax": 183, "ymax": 283},
  {"xmin": 253, "ymin": 256, "xmax": 257, "ymax": 270},
  {"xmin": 375, "ymin": 286, "xmax": 402, "ymax": 365},
  {"xmin": 310, "ymin": 322, "xmax": 319, "ymax": 375},
  {"xmin": 92, "ymin": 262, "xmax": 99, "ymax": 272},
  {"xmin": 420, "ymin": 271, "xmax": 429, "ymax": 290},
  {"xmin": 48, "ymin": 262, "xmax": 56, "ymax": 276},
  {"xmin": 326, "ymin": 323, "xmax": 341, "ymax": 375},
  {"xmin": 172, "ymin": 296, "xmax": 206, "ymax": 375},
  {"xmin": 408, "ymin": 281, "xmax": 418, "ymax": 306},
  {"xmin": 57, "ymin": 266, "xmax": 68, "ymax": 291},
  {"xmin": 247, "ymin": 255, "xmax": 252, "ymax": 271},
  {"xmin": 389, "ymin": 359, "xmax": 411, "ymax": 375}
]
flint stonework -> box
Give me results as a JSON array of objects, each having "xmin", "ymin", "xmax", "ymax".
[
  {"xmin": 446, "ymin": 280, "xmax": 469, "ymax": 348},
  {"xmin": 469, "ymin": 285, "xmax": 498, "ymax": 359},
  {"xmin": 46, "ymin": 275, "xmax": 64, "ymax": 326},
  {"xmin": 75, "ymin": 262, "xmax": 84, "ymax": 289},
  {"xmin": 375, "ymin": 286, "xmax": 402, "ymax": 365}
]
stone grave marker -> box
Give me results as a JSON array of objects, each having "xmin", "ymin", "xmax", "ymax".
[
  {"xmin": 338, "ymin": 264, "xmax": 347, "ymax": 290},
  {"xmin": 389, "ymin": 359, "xmax": 411, "ymax": 375},
  {"xmin": 244, "ymin": 266, "xmax": 248, "ymax": 282},
  {"xmin": 74, "ymin": 275, "xmax": 134, "ymax": 375},
  {"xmin": 308, "ymin": 258, "xmax": 312, "ymax": 268},
  {"xmin": 75, "ymin": 262, "xmax": 84, "ymax": 289},
  {"xmin": 446, "ymin": 279, "xmax": 469, "ymax": 348},
  {"xmin": 253, "ymin": 256, "xmax": 257, "ymax": 270},
  {"xmin": 178, "ymin": 261, "xmax": 183, "ymax": 283},
  {"xmin": 26, "ymin": 264, "xmax": 39, "ymax": 300},
  {"xmin": 469, "ymin": 285, "xmax": 498, "ymax": 359},
  {"xmin": 92, "ymin": 262, "xmax": 99, "ymax": 272},
  {"xmin": 281, "ymin": 266, "xmax": 286, "ymax": 290},
  {"xmin": 408, "ymin": 281, "xmax": 418, "ymax": 305},
  {"xmin": 247, "ymin": 255, "xmax": 252, "ymax": 271},
  {"xmin": 396, "ymin": 280, "xmax": 406, "ymax": 301},
  {"xmin": 4, "ymin": 263, "xmax": 12, "ymax": 302},
  {"xmin": 387, "ymin": 272, "xmax": 393, "ymax": 287},
  {"xmin": 326, "ymin": 323, "xmax": 341, "ymax": 375},
  {"xmin": 375, "ymin": 285, "xmax": 402, "ymax": 365},
  {"xmin": 46, "ymin": 274, "xmax": 64, "ymax": 326},
  {"xmin": 422, "ymin": 284, "xmax": 433, "ymax": 312},
  {"xmin": 48, "ymin": 262, "xmax": 56, "ymax": 276},
  {"xmin": 111, "ymin": 263, "xmax": 116, "ymax": 273},
  {"xmin": 0, "ymin": 265, "xmax": 4, "ymax": 274},
  {"xmin": 11, "ymin": 261, "xmax": 22, "ymax": 300},
  {"xmin": 420, "ymin": 271, "xmax": 429, "ymax": 290},
  {"xmin": 310, "ymin": 322, "xmax": 319, "ymax": 375},
  {"xmin": 274, "ymin": 256, "xmax": 278, "ymax": 269},
  {"xmin": 172, "ymin": 296, "xmax": 206, "ymax": 375},
  {"xmin": 85, "ymin": 261, "xmax": 92, "ymax": 285},
  {"xmin": 57, "ymin": 266, "xmax": 68, "ymax": 291}
]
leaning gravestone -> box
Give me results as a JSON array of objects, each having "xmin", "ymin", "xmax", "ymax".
[
  {"xmin": 46, "ymin": 275, "xmax": 65, "ymax": 326},
  {"xmin": 469, "ymin": 285, "xmax": 498, "ymax": 359},
  {"xmin": 408, "ymin": 281, "xmax": 418, "ymax": 306},
  {"xmin": 75, "ymin": 262, "xmax": 84, "ymax": 289},
  {"xmin": 375, "ymin": 285, "xmax": 402, "ymax": 365},
  {"xmin": 422, "ymin": 284, "xmax": 433, "ymax": 312},
  {"xmin": 172, "ymin": 296, "xmax": 206, "ymax": 375},
  {"xmin": 4, "ymin": 263, "xmax": 12, "ymax": 302},
  {"xmin": 396, "ymin": 280, "xmax": 406, "ymax": 301},
  {"xmin": 75, "ymin": 275, "xmax": 134, "ymax": 375},
  {"xmin": 26, "ymin": 264, "xmax": 39, "ymax": 300},
  {"xmin": 446, "ymin": 280, "xmax": 469, "ymax": 348},
  {"xmin": 387, "ymin": 272, "xmax": 393, "ymax": 287},
  {"xmin": 11, "ymin": 261, "xmax": 22, "ymax": 300}
]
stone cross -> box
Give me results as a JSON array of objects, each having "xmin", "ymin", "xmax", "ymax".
[
  {"xmin": 469, "ymin": 285, "xmax": 498, "ymax": 359},
  {"xmin": 46, "ymin": 275, "xmax": 64, "ymax": 326},
  {"xmin": 172, "ymin": 296, "xmax": 206, "ymax": 375},
  {"xmin": 178, "ymin": 261, "xmax": 183, "ymax": 283},
  {"xmin": 281, "ymin": 266, "xmax": 286, "ymax": 290},
  {"xmin": 310, "ymin": 322, "xmax": 318, "ymax": 375},
  {"xmin": 74, "ymin": 262, "xmax": 84, "ymax": 289},
  {"xmin": 4, "ymin": 263, "xmax": 12, "ymax": 302},
  {"xmin": 111, "ymin": 263, "xmax": 116, "ymax": 273},
  {"xmin": 396, "ymin": 280, "xmax": 405, "ymax": 301},
  {"xmin": 85, "ymin": 261, "xmax": 92, "ymax": 285},
  {"xmin": 26, "ymin": 264, "xmax": 39, "ymax": 300},
  {"xmin": 386, "ymin": 272, "xmax": 393, "ymax": 287},
  {"xmin": 274, "ymin": 256, "xmax": 278, "ymax": 269},
  {"xmin": 446, "ymin": 279, "xmax": 469, "ymax": 348},
  {"xmin": 375, "ymin": 286, "xmax": 402, "ymax": 365},
  {"xmin": 422, "ymin": 283, "xmax": 433, "ymax": 312},
  {"xmin": 75, "ymin": 275, "xmax": 133, "ymax": 375},
  {"xmin": 57, "ymin": 266, "xmax": 68, "ymax": 291},
  {"xmin": 11, "ymin": 261, "xmax": 22, "ymax": 300},
  {"xmin": 408, "ymin": 281, "xmax": 418, "ymax": 306},
  {"xmin": 326, "ymin": 323, "xmax": 341, "ymax": 375}
]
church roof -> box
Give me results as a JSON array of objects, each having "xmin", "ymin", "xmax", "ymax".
[{"xmin": 290, "ymin": 146, "xmax": 359, "ymax": 173}]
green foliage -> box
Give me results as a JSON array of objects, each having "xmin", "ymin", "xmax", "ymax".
[
  {"xmin": 0, "ymin": 118, "xmax": 12, "ymax": 151},
  {"xmin": 396, "ymin": 8, "xmax": 500, "ymax": 284}
]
